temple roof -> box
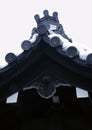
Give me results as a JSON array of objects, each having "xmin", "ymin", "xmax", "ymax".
[{"xmin": 0, "ymin": 10, "xmax": 92, "ymax": 101}]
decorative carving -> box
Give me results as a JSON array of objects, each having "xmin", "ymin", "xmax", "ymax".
[
  {"xmin": 5, "ymin": 53, "xmax": 16, "ymax": 64},
  {"xmin": 23, "ymin": 73, "xmax": 71, "ymax": 99},
  {"xmin": 34, "ymin": 10, "xmax": 72, "ymax": 42}
]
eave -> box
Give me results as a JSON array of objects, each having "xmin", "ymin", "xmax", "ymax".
[{"xmin": 0, "ymin": 10, "xmax": 92, "ymax": 101}]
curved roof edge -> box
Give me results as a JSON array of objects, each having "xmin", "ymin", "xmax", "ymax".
[{"xmin": 0, "ymin": 10, "xmax": 92, "ymax": 101}]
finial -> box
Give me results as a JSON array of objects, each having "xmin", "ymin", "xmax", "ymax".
[
  {"xmin": 34, "ymin": 14, "xmax": 40, "ymax": 24},
  {"xmin": 53, "ymin": 12, "xmax": 59, "ymax": 21},
  {"xmin": 43, "ymin": 10, "xmax": 49, "ymax": 17}
]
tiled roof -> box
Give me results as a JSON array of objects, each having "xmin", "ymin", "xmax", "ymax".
[{"xmin": 0, "ymin": 10, "xmax": 92, "ymax": 101}]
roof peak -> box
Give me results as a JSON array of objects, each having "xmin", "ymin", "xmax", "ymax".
[{"xmin": 34, "ymin": 10, "xmax": 59, "ymax": 25}]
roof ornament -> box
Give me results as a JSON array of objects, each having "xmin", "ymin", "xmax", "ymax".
[
  {"xmin": 43, "ymin": 10, "xmax": 49, "ymax": 17},
  {"xmin": 0, "ymin": 10, "xmax": 92, "ymax": 101},
  {"xmin": 34, "ymin": 10, "xmax": 72, "ymax": 43},
  {"xmin": 5, "ymin": 53, "xmax": 17, "ymax": 64},
  {"xmin": 21, "ymin": 40, "xmax": 32, "ymax": 51},
  {"xmin": 4, "ymin": 10, "xmax": 92, "ymax": 68}
]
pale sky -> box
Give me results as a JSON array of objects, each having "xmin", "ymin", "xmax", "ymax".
[{"xmin": 0, "ymin": 0, "xmax": 92, "ymax": 66}]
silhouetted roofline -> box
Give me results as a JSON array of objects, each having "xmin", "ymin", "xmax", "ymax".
[{"xmin": 0, "ymin": 10, "xmax": 92, "ymax": 101}]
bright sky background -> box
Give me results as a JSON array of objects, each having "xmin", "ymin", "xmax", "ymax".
[{"xmin": 0, "ymin": 0, "xmax": 92, "ymax": 66}]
